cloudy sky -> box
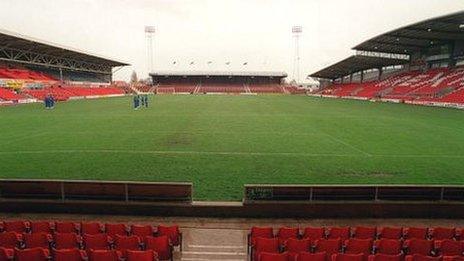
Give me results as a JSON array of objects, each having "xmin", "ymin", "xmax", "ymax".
[{"xmin": 0, "ymin": 0, "xmax": 463, "ymax": 82}]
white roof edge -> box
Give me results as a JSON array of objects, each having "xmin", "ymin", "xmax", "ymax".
[
  {"xmin": 149, "ymin": 71, "xmax": 288, "ymax": 77},
  {"xmin": 0, "ymin": 27, "xmax": 129, "ymax": 65}
]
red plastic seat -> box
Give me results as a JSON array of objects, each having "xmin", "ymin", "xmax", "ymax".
[
  {"xmin": 157, "ymin": 225, "xmax": 181, "ymax": 247},
  {"xmin": 15, "ymin": 247, "xmax": 50, "ymax": 261},
  {"xmin": 83, "ymin": 233, "xmax": 110, "ymax": 252},
  {"xmin": 278, "ymin": 227, "xmax": 300, "ymax": 246},
  {"xmin": 54, "ymin": 232, "xmax": 81, "ymax": 250},
  {"xmin": 113, "ymin": 235, "xmax": 141, "ymax": 257},
  {"xmin": 250, "ymin": 227, "xmax": 274, "ymax": 246},
  {"xmin": 329, "ymin": 227, "xmax": 351, "ymax": 240},
  {"xmin": 30, "ymin": 221, "xmax": 52, "ymax": 233},
  {"xmin": 126, "ymin": 250, "xmax": 158, "ymax": 261},
  {"xmin": 374, "ymin": 239, "xmax": 402, "ymax": 255},
  {"xmin": 435, "ymin": 239, "xmax": 464, "ymax": 256},
  {"xmin": 405, "ymin": 254, "xmax": 443, "ymax": 261},
  {"xmin": 405, "ymin": 239, "xmax": 434, "ymax": 256},
  {"xmin": 345, "ymin": 239, "xmax": 373, "ymax": 255},
  {"xmin": 314, "ymin": 239, "xmax": 342, "ymax": 256},
  {"xmin": 297, "ymin": 252, "xmax": 328, "ymax": 261},
  {"xmin": 443, "ymin": 257, "xmax": 464, "ymax": 261},
  {"xmin": 404, "ymin": 228, "xmax": 428, "ymax": 240},
  {"xmin": 368, "ymin": 254, "xmax": 403, "ymax": 261},
  {"xmin": 81, "ymin": 222, "xmax": 102, "ymax": 235},
  {"xmin": 144, "ymin": 235, "xmax": 172, "ymax": 261},
  {"xmin": 0, "ymin": 247, "xmax": 14, "ymax": 261},
  {"xmin": 432, "ymin": 228, "xmax": 456, "ymax": 241},
  {"xmin": 3, "ymin": 221, "xmax": 28, "ymax": 233},
  {"xmin": 286, "ymin": 238, "xmax": 311, "ymax": 261},
  {"xmin": 105, "ymin": 223, "xmax": 127, "ymax": 237},
  {"xmin": 55, "ymin": 222, "xmax": 77, "ymax": 233},
  {"xmin": 259, "ymin": 251, "xmax": 290, "ymax": 261},
  {"xmin": 23, "ymin": 232, "xmax": 52, "ymax": 248},
  {"xmin": 88, "ymin": 249, "xmax": 120, "ymax": 261},
  {"xmin": 253, "ymin": 237, "xmax": 280, "ymax": 261},
  {"xmin": 131, "ymin": 225, "xmax": 154, "ymax": 238},
  {"xmin": 54, "ymin": 248, "xmax": 87, "ymax": 261},
  {"xmin": 0, "ymin": 231, "xmax": 21, "ymax": 248},
  {"xmin": 332, "ymin": 253, "xmax": 365, "ymax": 261},
  {"xmin": 303, "ymin": 227, "xmax": 326, "ymax": 241},
  {"xmin": 379, "ymin": 228, "xmax": 403, "ymax": 240},
  {"xmin": 354, "ymin": 227, "xmax": 377, "ymax": 239}
]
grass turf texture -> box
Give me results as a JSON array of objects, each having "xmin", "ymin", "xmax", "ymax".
[{"xmin": 1, "ymin": 95, "xmax": 464, "ymax": 201}]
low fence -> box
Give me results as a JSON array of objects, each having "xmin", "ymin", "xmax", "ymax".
[
  {"xmin": 0, "ymin": 179, "xmax": 193, "ymax": 202},
  {"xmin": 243, "ymin": 184, "xmax": 464, "ymax": 203}
]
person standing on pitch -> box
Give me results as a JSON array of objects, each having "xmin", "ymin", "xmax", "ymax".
[
  {"xmin": 140, "ymin": 94, "xmax": 145, "ymax": 107},
  {"xmin": 133, "ymin": 95, "xmax": 139, "ymax": 109},
  {"xmin": 50, "ymin": 95, "xmax": 55, "ymax": 109},
  {"xmin": 144, "ymin": 94, "xmax": 148, "ymax": 108},
  {"xmin": 44, "ymin": 95, "xmax": 49, "ymax": 109}
]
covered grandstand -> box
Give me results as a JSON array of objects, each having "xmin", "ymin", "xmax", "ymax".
[
  {"xmin": 150, "ymin": 71, "xmax": 307, "ymax": 94},
  {"xmin": 309, "ymin": 11, "xmax": 464, "ymax": 108},
  {"xmin": 0, "ymin": 28, "xmax": 129, "ymax": 104}
]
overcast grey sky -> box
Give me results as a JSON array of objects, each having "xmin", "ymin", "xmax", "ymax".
[{"xmin": 0, "ymin": 0, "xmax": 463, "ymax": 82}]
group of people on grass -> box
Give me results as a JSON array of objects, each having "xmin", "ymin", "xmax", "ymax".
[
  {"xmin": 133, "ymin": 94, "xmax": 149, "ymax": 109},
  {"xmin": 44, "ymin": 94, "xmax": 55, "ymax": 109}
]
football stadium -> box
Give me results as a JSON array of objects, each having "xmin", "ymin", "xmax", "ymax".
[{"xmin": 0, "ymin": 1, "xmax": 464, "ymax": 261}]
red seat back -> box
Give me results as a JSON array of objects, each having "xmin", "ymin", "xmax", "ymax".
[
  {"xmin": 105, "ymin": 224, "xmax": 127, "ymax": 237},
  {"xmin": 404, "ymin": 228, "xmax": 428, "ymax": 240},
  {"xmin": 315, "ymin": 239, "xmax": 342, "ymax": 256},
  {"xmin": 286, "ymin": 238, "xmax": 311, "ymax": 253},
  {"xmin": 329, "ymin": 227, "xmax": 351, "ymax": 240},
  {"xmin": 126, "ymin": 250, "xmax": 157, "ymax": 261},
  {"xmin": 374, "ymin": 239, "xmax": 402, "ymax": 255},
  {"xmin": 333, "ymin": 253, "xmax": 365, "ymax": 261},
  {"xmin": 55, "ymin": 222, "xmax": 77, "ymax": 233},
  {"xmin": 157, "ymin": 225, "xmax": 181, "ymax": 246},
  {"xmin": 406, "ymin": 239, "xmax": 434, "ymax": 256},
  {"xmin": 144, "ymin": 235, "xmax": 171, "ymax": 260},
  {"xmin": 354, "ymin": 227, "xmax": 376, "ymax": 239},
  {"xmin": 278, "ymin": 227, "xmax": 300, "ymax": 245},
  {"xmin": 303, "ymin": 227, "xmax": 326, "ymax": 240},
  {"xmin": 23, "ymin": 232, "xmax": 50, "ymax": 248},
  {"xmin": 54, "ymin": 232, "xmax": 80, "ymax": 250},
  {"xmin": 251, "ymin": 227, "xmax": 274, "ymax": 245},
  {"xmin": 81, "ymin": 222, "xmax": 102, "ymax": 235},
  {"xmin": 15, "ymin": 247, "xmax": 49, "ymax": 261},
  {"xmin": 113, "ymin": 235, "xmax": 140, "ymax": 256},
  {"xmin": 30, "ymin": 221, "xmax": 52, "ymax": 233},
  {"xmin": 3, "ymin": 221, "xmax": 27, "ymax": 233},
  {"xmin": 368, "ymin": 253, "xmax": 403, "ymax": 261},
  {"xmin": 0, "ymin": 247, "xmax": 13, "ymax": 261},
  {"xmin": 83, "ymin": 233, "xmax": 110, "ymax": 251},
  {"xmin": 437, "ymin": 239, "xmax": 463, "ymax": 256},
  {"xmin": 345, "ymin": 239, "xmax": 373, "ymax": 255},
  {"xmin": 379, "ymin": 228, "xmax": 403, "ymax": 239},
  {"xmin": 297, "ymin": 252, "xmax": 327, "ymax": 261},
  {"xmin": 259, "ymin": 251, "xmax": 290, "ymax": 261},
  {"xmin": 408, "ymin": 254, "xmax": 442, "ymax": 261},
  {"xmin": 432, "ymin": 228, "xmax": 455, "ymax": 240},
  {"xmin": 89, "ymin": 250, "xmax": 120, "ymax": 261},
  {"xmin": 54, "ymin": 248, "xmax": 85, "ymax": 261},
  {"xmin": 0, "ymin": 231, "xmax": 19, "ymax": 248},
  {"xmin": 131, "ymin": 225, "xmax": 153, "ymax": 238}
]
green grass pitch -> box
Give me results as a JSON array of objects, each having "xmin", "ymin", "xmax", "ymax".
[{"xmin": 1, "ymin": 95, "xmax": 464, "ymax": 201}]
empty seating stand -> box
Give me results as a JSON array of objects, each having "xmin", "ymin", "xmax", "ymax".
[
  {"xmin": 248, "ymin": 226, "xmax": 464, "ymax": 261},
  {"xmin": 0, "ymin": 220, "xmax": 180, "ymax": 261}
]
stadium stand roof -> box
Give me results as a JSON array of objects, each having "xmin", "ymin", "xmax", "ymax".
[
  {"xmin": 309, "ymin": 55, "xmax": 409, "ymax": 79},
  {"xmin": 0, "ymin": 28, "xmax": 128, "ymax": 74},
  {"xmin": 150, "ymin": 71, "xmax": 287, "ymax": 77},
  {"xmin": 353, "ymin": 11, "xmax": 464, "ymax": 54}
]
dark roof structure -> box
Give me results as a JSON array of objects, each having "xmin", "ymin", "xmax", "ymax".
[
  {"xmin": 309, "ymin": 55, "xmax": 408, "ymax": 79},
  {"xmin": 0, "ymin": 28, "xmax": 128, "ymax": 74},
  {"xmin": 354, "ymin": 11, "xmax": 464, "ymax": 54},
  {"xmin": 150, "ymin": 71, "xmax": 287, "ymax": 78}
]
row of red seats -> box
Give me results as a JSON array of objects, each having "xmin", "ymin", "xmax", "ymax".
[
  {"xmin": 256, "ymin": 251, "xmax": 464, "ymax": 261},
  {"xmin": 0, "ymin": 88, "xmax": 25, "ymax": 101},
  {"xmin": 0, "ymin": 68, "xmax": 56, "ymax": 81},
  {"xmin": 0, "ymin": 247, "xmax": 159, "ymax": 261},
  {"xmin": 249, "ymin": 227, "xmax": 464, "ymax": 244},
  {"xmin": 251, "ymin": 237, "xmax": 464, "ymax": 261}
]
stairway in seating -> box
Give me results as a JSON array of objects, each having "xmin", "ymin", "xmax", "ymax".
[
  {"xmin": 194, "ymin": 84, "xmax": 201, "ymax": 94},
  {"xmin": 179, "ymin": 228, "xmax": 247, "ymax": 261}
]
